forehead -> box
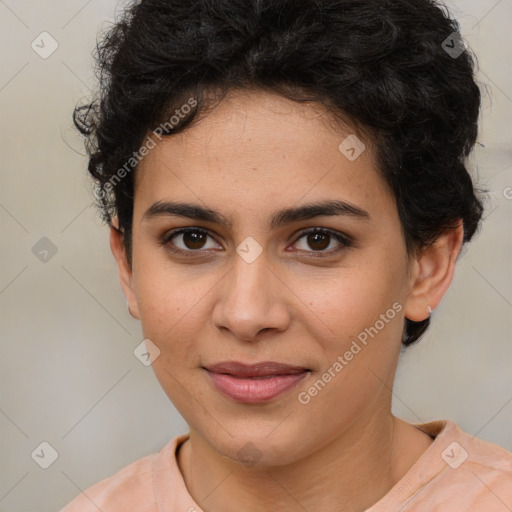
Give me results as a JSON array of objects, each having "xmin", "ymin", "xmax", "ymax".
[{"xmin": 134, "ymin": 89, "xmax": 395, "ymax": 225}]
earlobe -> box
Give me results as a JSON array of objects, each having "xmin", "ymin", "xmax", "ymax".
[
  {"xmin": 109, "ymin": 222, "xmax": 140, "ymax": 319},
  {"xmin": 403, "ymin": 221, "xmax": 464, "ymax": 322}
]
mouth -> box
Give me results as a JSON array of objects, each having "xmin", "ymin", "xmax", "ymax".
[{"xmin": 203, "ymin": 361, "xmax": 311, "ymax": 403}]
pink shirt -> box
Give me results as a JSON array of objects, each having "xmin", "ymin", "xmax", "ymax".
[{"xmin": 60, "ymin": 420, "xmax": 512, "ymax": 511}]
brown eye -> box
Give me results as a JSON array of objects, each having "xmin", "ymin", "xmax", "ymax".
[
  {"xmin": 181, "ymin": 230, "xmax": 207, "ymax": 249},
  {"xmin": 164, "ymin": 228, "xmax": 220, "ymax": 252},
  {"xmin": 292, "ymin": 228, "xmax": 352, "ymax": 254},
  {"xmin": 306, "ymin": 232, "xmax": 330, "ymax": 251}
]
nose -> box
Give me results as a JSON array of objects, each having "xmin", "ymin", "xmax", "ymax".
[{"xmin": 211, "ymin": 250, "xmax": 291, "ymax": 342}]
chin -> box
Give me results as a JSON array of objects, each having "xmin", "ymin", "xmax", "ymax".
[{"xmin": 202, "ymin": 422, "xmax": 311, "ymax": 469}]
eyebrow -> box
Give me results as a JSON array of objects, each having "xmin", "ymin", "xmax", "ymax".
[{"xmin": 142, "ymin": 199, "xmax": 370, "ymax": 229}]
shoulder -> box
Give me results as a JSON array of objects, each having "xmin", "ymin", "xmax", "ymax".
[
  {"xmin": 60, "ymin": 437, "xmax": 183, "ymax": 512},
  {"xmin": 372, "ymin": 420, "xmax": 512, "ymax": 511},
  {"xmin": 454, "ymin": 422, "xmax": 512, "ymax": 488},
  {"xmin": 433, "ymin": 420, "xmax": 512, "ymax": 472},
  {"xmin": 410, "ymin": 420, "xmax": 512, "ymax": 508}
]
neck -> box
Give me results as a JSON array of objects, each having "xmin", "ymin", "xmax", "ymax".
[{"xmin": 177, "ymin": 409, "xmax": 433, "ymax": 512}]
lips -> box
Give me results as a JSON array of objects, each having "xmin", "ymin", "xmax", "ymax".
[
  {"xmin": 205, "ymin": 361, "xmax": 309, "ymax": 377},
  {"xmin": 204, "ymin": 361, "xmax": 310, "ymax": 402}
]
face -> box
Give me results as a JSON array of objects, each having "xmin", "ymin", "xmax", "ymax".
[{"xmin": 118, "ymin": 88, "xmax": 421, "ymax": 466}]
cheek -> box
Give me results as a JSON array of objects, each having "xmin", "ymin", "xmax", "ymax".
[
  {"xmin": 131, "ymin": 255, "xmax": 215, "ymax": 363},
  {"xmin": 302, "ymin": 260, "xmax": 405, "ymax": 346},
  {"xmin": 132, "ymin": 265, "xmax": 213, "ymax": 411},
  {"xmin": 296, "ymin": 259, "xmax": 407, "ymax": 413},
  {"xmin": 294, "ymin": 268, "xmax": 405, "ymax": 427}
]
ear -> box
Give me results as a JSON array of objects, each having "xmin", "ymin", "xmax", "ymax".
[
  {"xmin": 403, "ymin": 220, "xmax": 464, "ymax": 322},
  {"xmin": 110, "ymin": 221, "xmax": 140, "ymax": 319}
]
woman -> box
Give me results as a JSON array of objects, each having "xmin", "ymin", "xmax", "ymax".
[{"xmin": 62, "ymin": 0, "xmax": 512, "ymax": 510}]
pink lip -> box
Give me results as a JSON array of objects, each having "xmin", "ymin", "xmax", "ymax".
[{"xmin": 204, "ymin": 361, "xmax": 310, "ymax": 403}]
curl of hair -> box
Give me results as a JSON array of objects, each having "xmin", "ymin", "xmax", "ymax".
[{"xmin": 73, "ymin": 0, "xmax": 484, "ymax": 346}]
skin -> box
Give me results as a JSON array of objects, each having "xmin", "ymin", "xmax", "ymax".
[{"xmin": 110, "ymin": 88, "xmax": 464, "ymax": 512}]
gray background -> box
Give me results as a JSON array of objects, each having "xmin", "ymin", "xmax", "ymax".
[{"xmin": 0, "ymin": 0, "xmax": 511, "ymax": 510}]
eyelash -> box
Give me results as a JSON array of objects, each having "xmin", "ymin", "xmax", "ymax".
[{"xmin": 160, "ymin": 227, "xmax": 353, "ymax": 257}]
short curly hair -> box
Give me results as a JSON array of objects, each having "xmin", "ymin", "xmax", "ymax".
[{"xmin": 73, "ymin": 0, "xmax": 484, "ymax": 347}]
